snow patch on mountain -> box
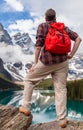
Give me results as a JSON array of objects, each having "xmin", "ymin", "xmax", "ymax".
[
  {"xmin": 3, "ymin": 55, "xmax": 34, "ymax": 81},
  {"xmin": 68, "ymin": 54, "xmax": 83, "ymax": 80}
]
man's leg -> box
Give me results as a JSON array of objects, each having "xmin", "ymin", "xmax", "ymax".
[
  {"xmin": 51, "ymin": 60, "xmax": 68, "ymax": 127},
  {"xmin": 20, "ymin": 60, "xmax": 55, "ymax": 112}
]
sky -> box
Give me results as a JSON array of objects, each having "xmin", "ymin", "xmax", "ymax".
[{"xmin": 0, "ymin": 0, "xmax": 83, "ymax": 53}]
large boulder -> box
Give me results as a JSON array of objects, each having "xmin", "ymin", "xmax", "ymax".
[{"xmin": 0, "ymin": 104, "xmax": 32, "ymax": 130}]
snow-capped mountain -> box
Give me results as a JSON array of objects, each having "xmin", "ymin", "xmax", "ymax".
[
  {"xmin": 2, "ymin": 53, "xmax": 83, "ymax": 81},
  {"xmin": 13, "ymin": 32, "xmax": 35, "ymax": 54},
  {"xmin": 0, "ymin": 23, "xmax": 13, "ymax": 45},
  {"xmin": 0, "ymin": 23, "xmax": 35, "ymax": 81},
  {"xmin": 3, "ymin": 60, "xmax": 33, "ymax": 81},
  {"xmin": 0, "ymin": 22, "xmax": 35, "ymax": 55},
  {"xmin": 0, "ymin": 23, "xmax": 83, "ymax": 81},
  {"xmin": 68, "ymin": 53, "xmax": 83, "ymax": 80}
]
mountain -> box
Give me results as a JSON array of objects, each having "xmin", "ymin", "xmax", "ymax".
[
  {"xmin": 0, "ymin": 23, "xmax": 83, "ymax": 82},
  {"xmin": 0, "ymin": 58, "xmax": 12, "ymax": 80},
  {"xmin": 0, "ymin": 23, "xmax": 35, "ymax": 55},
  {"xmin": 2, "ymin": 53, "xmax": 83, "ymax": 81},
  {"xmin": 0, "ymin": 23, "xmax": 35, "ymax": 81},
  {"xmin": 0, "ymin": 23, "xmax": 13, "ymax": 45},
  {"xmin": 3, "ymin": 60, "xmax": 33, "ymax": 81},
  {"xmin": 13, "ymin": 32, "xmax": 35, "ymax": 54},
  {"xmin": 0, "ymin": 73, "xmax": 23, "ymax": 91},
  {"xmin": 68, "ymin": 53, "xmax": 83, "ymax": 80}
]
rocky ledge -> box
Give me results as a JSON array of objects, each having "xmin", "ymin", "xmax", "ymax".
[
  {"xmin": 0, "ymin": 104, "xmax": 32, "ymax": 130},
  {"xmin": 0, "ymin": 104, "xmax": 83, "ymax": 130}
]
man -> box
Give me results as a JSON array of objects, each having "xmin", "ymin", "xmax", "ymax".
[{"xmin": 19, "ymin": 9, "xmax": 82, "ymax": 128}]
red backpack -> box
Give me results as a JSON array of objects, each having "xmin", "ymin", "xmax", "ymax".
[{"xmin": 45, "ymin": 22, "xmax": 71, "ymax": 54}]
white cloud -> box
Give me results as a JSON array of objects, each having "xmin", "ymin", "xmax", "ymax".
[
  {"xmin": 0, "ymin": 44, "xmax": 34, "ymax": 63},
  {"xmin": 4, "ymin": 0, "xmax": 24, "ymax": 11},
  {"xmin": 0, "ymin": 44, "xmax": 22, "ymax": 62}
]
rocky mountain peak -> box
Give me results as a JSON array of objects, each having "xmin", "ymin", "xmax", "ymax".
[
  {"xmin": 0, "ymin": 23, "xmax": 3, "ymax": 30},
  {"xmin": 0, "ymin": 23, "xmax": 4, "ymax": 35},
  {"xmin": 0, "ymin": 58, "xmax": 12, "ymax": 80},
  {"xmin": 13, "ymin": 32, "xmax": 32, "ymax": 46},
  {"xmin": 0, "ymin": 58, "xmax": 4, "ymax": 71},
  {"xmin": 0, "ymin": 23, "xmax": 13, "ymax": 45},
  {"xmin": 13, "ymin": 32, "xmax": 35, "ymax": 54}
]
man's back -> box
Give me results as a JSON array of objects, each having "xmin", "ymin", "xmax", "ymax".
[{"xmin": 36, "ymin": 21, "xmax": 78, "ymax": 65}]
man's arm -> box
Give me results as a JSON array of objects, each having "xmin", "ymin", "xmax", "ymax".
[
  {"xmin": 30, "ymin": 46, "xmax": 41, "ymax": 72},
  {"xmin": 34, "ymin": 46, "xmax": 41, "ymax": 64},
  {"xmin": 68, "ymin": 36, "xmax": 82, "ymax": 59}
]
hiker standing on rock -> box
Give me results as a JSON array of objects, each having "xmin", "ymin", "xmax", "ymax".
[{"xmin": 19, "ymin": 9, "xmax": 82, "ymax": 128}]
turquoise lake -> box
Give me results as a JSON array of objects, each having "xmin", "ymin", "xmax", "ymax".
[{"xmin": 0, "ymin": 90, "xmax": 83, "ymax": 124}]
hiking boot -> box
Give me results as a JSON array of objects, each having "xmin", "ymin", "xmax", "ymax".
[
  {"xmin": 59, "ymin": 118, "xmax": 68, "ymax": 128},
  {"xmin": 19, "ymin": 106, "xmax": 31, "ymax": 116}
]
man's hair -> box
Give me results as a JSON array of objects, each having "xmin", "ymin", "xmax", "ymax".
[{"xmin": 45, "ymin": 8, "xmax": 56, "ymax": 21}]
